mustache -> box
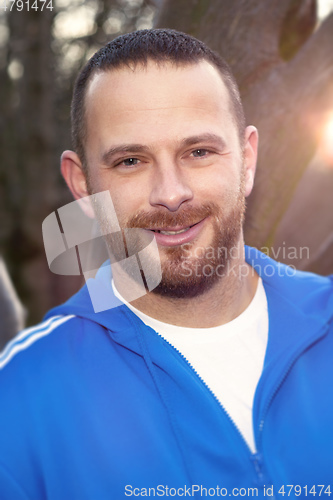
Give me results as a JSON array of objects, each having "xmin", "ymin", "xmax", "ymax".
[{"xmin": 126, "ymin": 203, "xmax": 219, "ymax": 229}]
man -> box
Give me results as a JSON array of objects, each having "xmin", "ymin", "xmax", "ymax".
[{"xmin": 0, "ymin": 29, "xmax": 332, "ymax": 500}]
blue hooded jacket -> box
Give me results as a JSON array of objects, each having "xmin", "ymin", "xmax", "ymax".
[{"xmin": 0, "ymin": 247, "xmax": 332, "ymax": 499}]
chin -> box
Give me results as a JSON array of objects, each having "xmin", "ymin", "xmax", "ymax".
[{"xmin": 151, "ymin": 217, "xmax": 244, "ymax": 299}]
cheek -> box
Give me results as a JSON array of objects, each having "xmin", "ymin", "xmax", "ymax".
[
  {"xmin": 196, "ymin": 172, "xmax": 239, "ymax": 203},
  {"xmin": 108, "ymin": 183, "xmax": 147, "ymax": 224}
]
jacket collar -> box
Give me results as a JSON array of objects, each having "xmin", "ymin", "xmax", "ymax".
[
  {"xmin": 245, "ymin": 245, "xmax": 329, "ymax": 360},
  {"xmin": 47, "ymin": 246, "xmax": 331, "ymax": 365}
]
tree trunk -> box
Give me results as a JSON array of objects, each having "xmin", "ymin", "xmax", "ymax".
[
  {"xmin": 1, "ymin": 7, "xmax": 83, "ymax": 324},
  {"xmin": 156, "ymin": 0, "xmax": 333, "ymax": 272}
]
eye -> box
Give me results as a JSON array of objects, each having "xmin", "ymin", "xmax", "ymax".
[
  {"xmin": 191, "ymin": 149, "xmax": 209, "ymax": 158},
  {"xmin": 117, "ymin": 157, "xmax": 140, "ymax": 167}
]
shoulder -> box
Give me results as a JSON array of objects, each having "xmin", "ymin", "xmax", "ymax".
[
  {"xmin": 0, "ymin": 314, "xmax": 91, "ymax": 376},
  {"xmin": 0, "ymin": 315, "xmax": 74, "ymax": 370},
  {"xmin": 0, "ymin": 312, "xmax": 114, "ymax": 420},
  {"xmin": 245, "ymin": 246, "xmax": 333, "ymax": 319},
  {"xmin": 269, "ymin": 267, "xmax": 333, "ymax": 319}
]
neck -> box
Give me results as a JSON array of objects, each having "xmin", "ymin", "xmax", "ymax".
[{"xmin": 115, "ymin": 242, "xmax": 259, "ymax": 328}]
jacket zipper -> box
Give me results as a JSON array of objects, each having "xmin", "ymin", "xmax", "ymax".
[
  {"xmin": 156, "ymin": 333, "xmax": 272, "ymax": 490},
  {"xmin": 154, "ymin": 332, "xmax": 257, "ymax": 454},
  {"xmin": 122, "ymin": 308, "xmax": 274, "ymax": 491}
]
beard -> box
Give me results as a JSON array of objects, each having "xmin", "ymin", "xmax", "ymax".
[
  {"xmin": 89, "ymin": 176, "xmax": 246, "ymax": 301},
  {"xmin": 124, "ymin": 192, "xmax": 245, "ymax": 300}
]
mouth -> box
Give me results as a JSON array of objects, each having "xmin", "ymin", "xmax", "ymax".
[
  {"xmin": 143, "ymin": 218, "xmax": 208, "ymax": 247},
  {"xmin": 150, "ymin": 222, "xmax": 199, "ymax": 235}
]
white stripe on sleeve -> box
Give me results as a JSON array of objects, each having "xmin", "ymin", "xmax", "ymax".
[{"xmin": 0, "ymin": 315, "xmax": 75, "ymax": 370}]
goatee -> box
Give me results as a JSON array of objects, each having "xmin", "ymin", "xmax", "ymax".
[{"xmin": 125, "ymin": 195, "xmax": 245, "ymax": 299}]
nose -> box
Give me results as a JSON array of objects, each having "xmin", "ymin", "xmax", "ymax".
[{"xmin": 149, "ymin": 161, "xmax": 193, "ymax": 212}]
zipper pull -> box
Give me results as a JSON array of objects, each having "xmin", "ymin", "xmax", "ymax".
[{"xmin": 250, "ymin": 452, "xmax": 270, "ymax": 488}]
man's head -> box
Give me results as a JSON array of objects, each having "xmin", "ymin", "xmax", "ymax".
[
  {"xmin": 61, "ymin": 29, "xmax": 258, "ymax": 300},
  {"xmin": 71, "ymin": 29, "xmax": 246, "ymax": 172}
]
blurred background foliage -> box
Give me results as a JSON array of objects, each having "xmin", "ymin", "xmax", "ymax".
[{"xmin": 0, "ymin": 0, "xmax": 332, "ymax": 335}]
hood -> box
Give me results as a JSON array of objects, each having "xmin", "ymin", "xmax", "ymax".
[{"xmin": 45, "ymin": 245, "xmax": 333, "ymax": 332}]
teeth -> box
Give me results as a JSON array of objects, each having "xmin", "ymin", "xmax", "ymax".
[{"xmin": 159, "ymin": 228, "xmax": 190, "ymax": 235}]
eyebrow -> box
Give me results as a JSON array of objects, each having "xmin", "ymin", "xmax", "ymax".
[
  {"xmin": 101, "ymin": 133, "xmax": 227, "ymax": 166},
  {"xmin": 180, "ymin": 133, "xmax": 227, "ymax": 150}
]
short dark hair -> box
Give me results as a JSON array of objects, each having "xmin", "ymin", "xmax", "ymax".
[{"xmin": 71, "ymin": 28, "xmax": 246, "ymax": 170}]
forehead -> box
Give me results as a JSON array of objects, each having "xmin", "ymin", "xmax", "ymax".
[
  {"xmin": 85, "ymin": 60, "xmax": 232, "ymax": 124},
  {"xmin": 83, "ymin": 60, "xmax": 239, "ymax": 160}
]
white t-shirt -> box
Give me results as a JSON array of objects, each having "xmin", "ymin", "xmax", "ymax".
[{"xmin": 112, "ymin": 278, "xmax": 269, "ymax": 453}]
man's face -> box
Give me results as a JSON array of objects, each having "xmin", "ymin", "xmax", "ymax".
[{"xmin": 82, "ymin": 60, "xmax": 255, "ymax": 298}]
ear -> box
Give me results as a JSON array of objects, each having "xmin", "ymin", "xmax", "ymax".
[
  {"xmin": 60, "ymin": 150, "xmax": 95, "ymax": 219},
  {"xmin": 243, "ymin": 126, "xmax": 259, "ymax": 198}
]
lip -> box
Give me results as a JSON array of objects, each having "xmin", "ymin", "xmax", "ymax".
[{"xmin": 144, "ymin": 218, "xmax": 208, "ymax": 247}]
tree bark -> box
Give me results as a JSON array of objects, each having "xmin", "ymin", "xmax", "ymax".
[
  {"xmin": 156, "ymin": 0, "xmax": 333, "ymax": 268},
  {"xmin": 244, "ymin": 12, "xmax": 333, "ymax": 247}
]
